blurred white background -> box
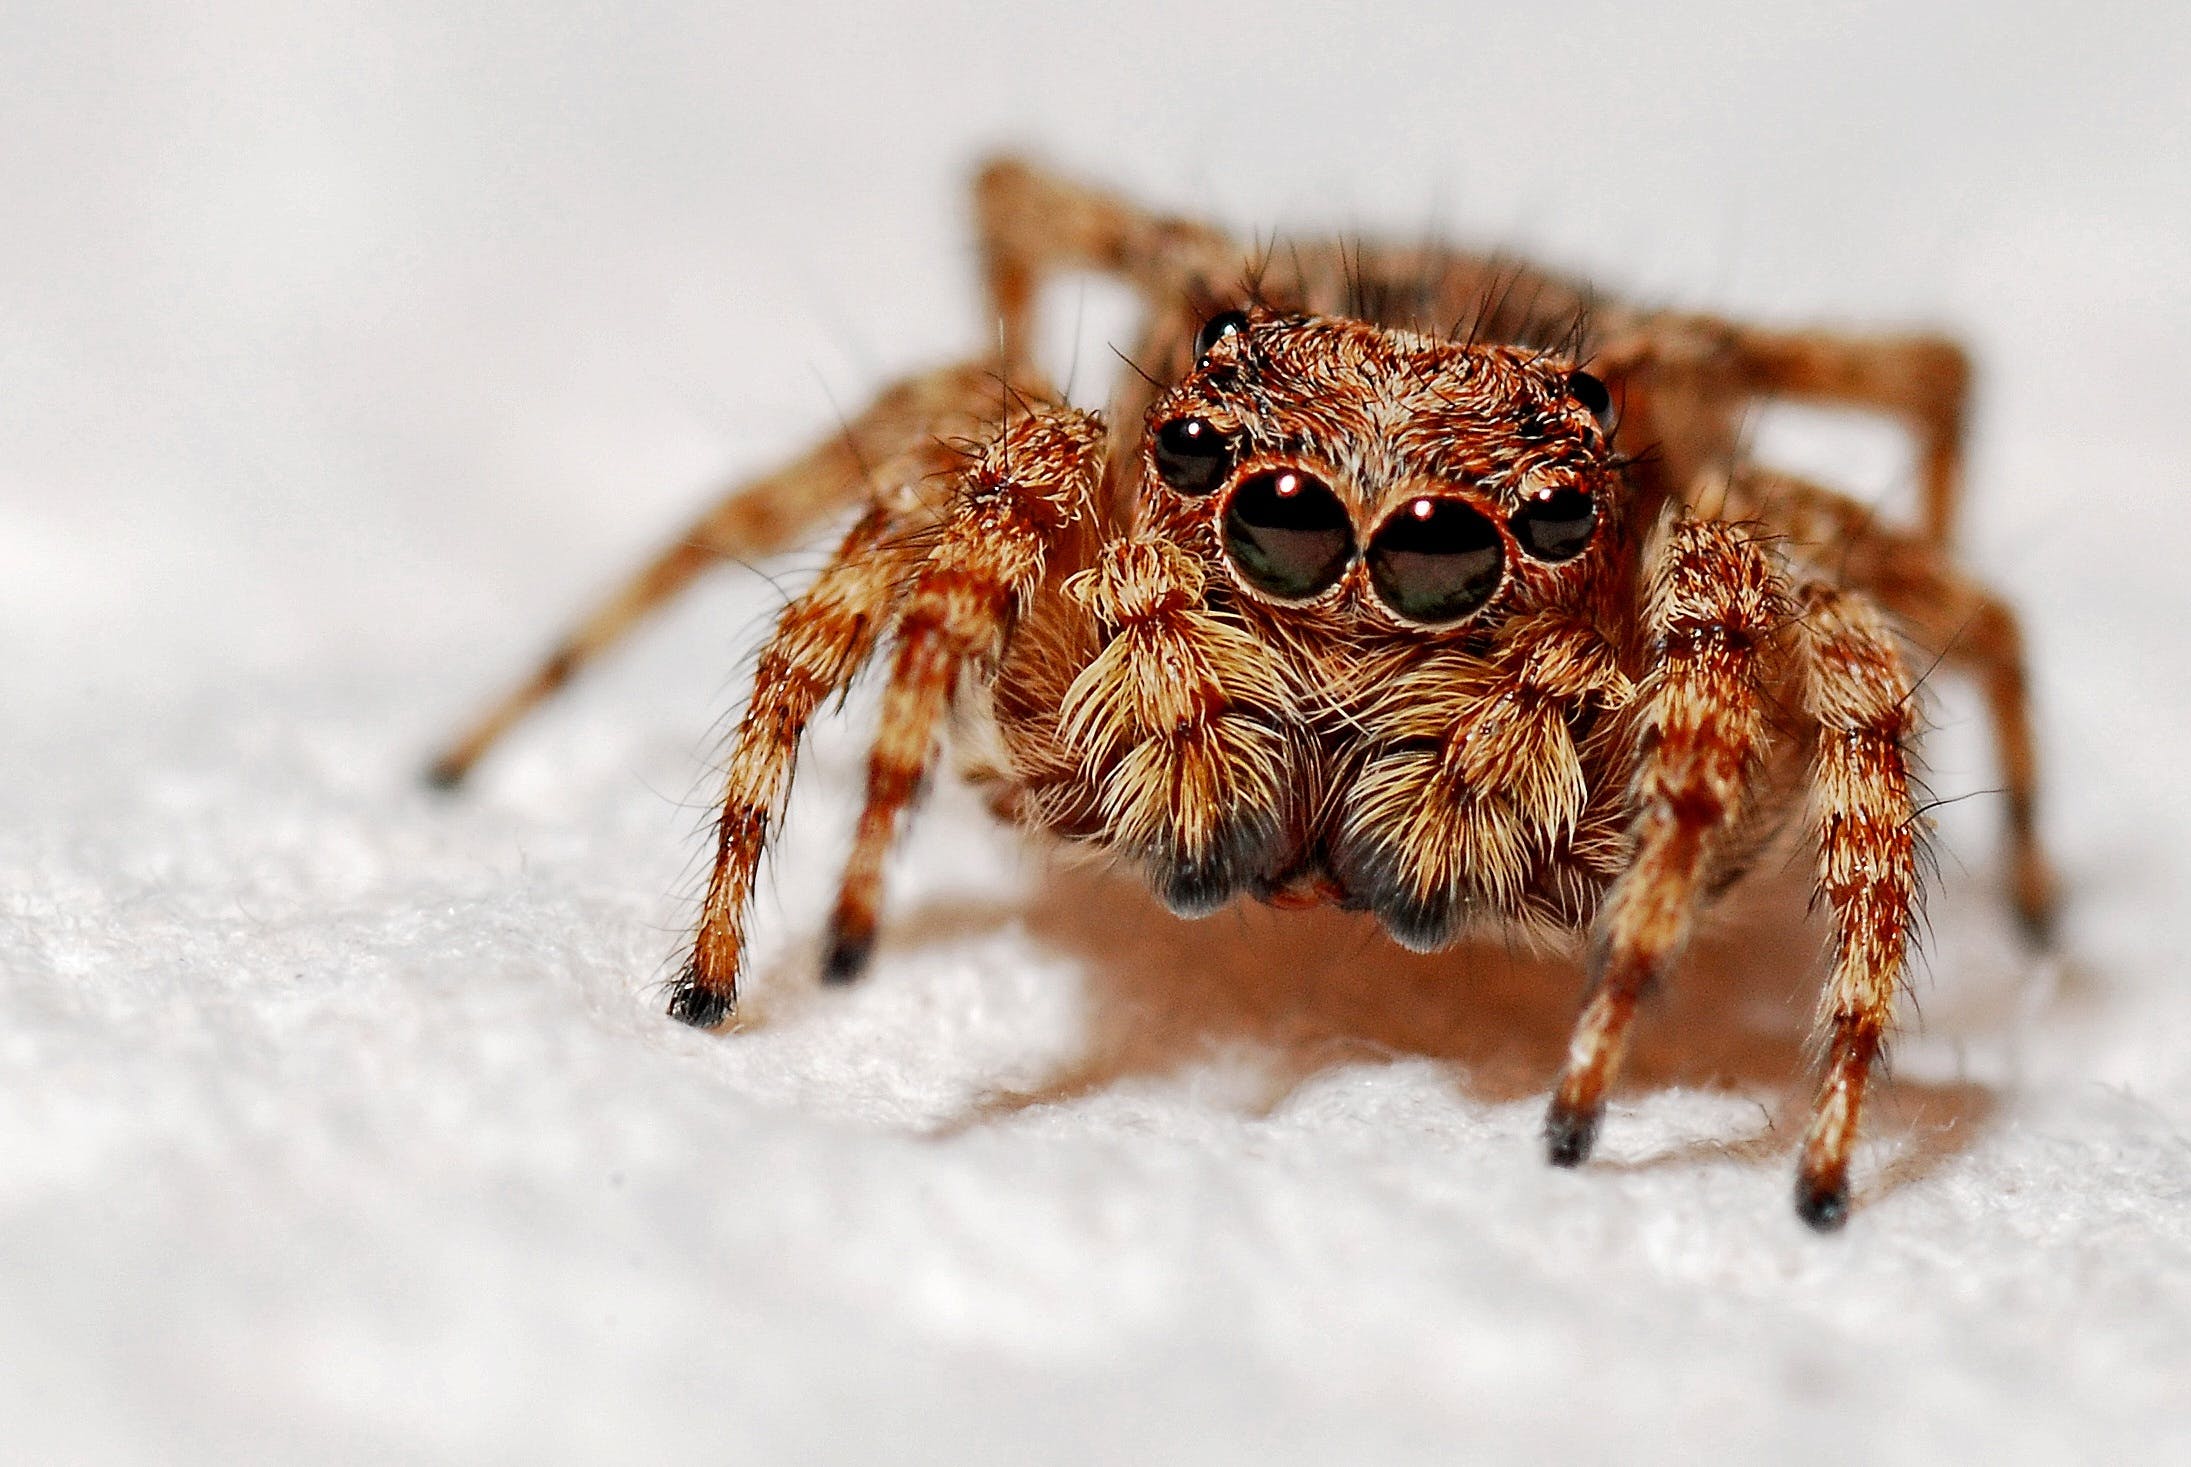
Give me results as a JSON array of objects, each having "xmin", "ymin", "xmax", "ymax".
[{"xmin": 3, "ymin": 3, "xmax": 2188, "ymax": 1463}]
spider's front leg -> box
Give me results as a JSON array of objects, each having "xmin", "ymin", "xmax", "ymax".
[
  {"xmin": 795, "ymin": 405, "xmax": 1104, "ymax": 991},
  {"xmin": 1787, "ymin": 582, "xmax": 1921, "ymax": 1230},
  {"xmin": 671, "ymin": 381, "xmax": 1104, "ymax": 1027},
  {"xmin": 1544, "ymin": 520, "xmax": 1793, "ymax": 1176}
]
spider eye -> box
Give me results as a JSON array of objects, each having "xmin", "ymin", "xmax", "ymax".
[
  {"xmin": 1366, "ymin": 498, "xmax": 1505, "ymax": 624},
  {"xmin": 1151, "ymin": 416, "xmax": 1232, "ymax": 495},
  {"xmin": 1510, "ymin": 486, "xmax": 1597, "ymax": 562},
  {"xmin": 1196, "ymin": 309, "xmax": 1250, "ymax": 360},
  {"xmin": 1566, "ymin": 369, "xmax": 1611, "ymax": 420},
  {"xmin": 1223, "ymin": 470, "xmax": 1354, "ymax": 601}
]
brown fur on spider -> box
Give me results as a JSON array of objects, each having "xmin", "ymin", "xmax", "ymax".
[{"xmin": 428, "ymin": 156, "xmax": 2057, "ymax": 1233}]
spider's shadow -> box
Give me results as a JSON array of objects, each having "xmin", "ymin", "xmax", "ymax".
[{"xmin": 867, "ymin": 853, "xmax": 2014, "ymax": 1201}]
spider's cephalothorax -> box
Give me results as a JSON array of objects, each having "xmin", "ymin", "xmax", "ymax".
[
  {"xmin": 989, "ymin": 309, "xmax": 1640, "ymax": 955},
  {"xmin": 429, "ymin": 156, "xmax": 2057, "ymax": 1232}
]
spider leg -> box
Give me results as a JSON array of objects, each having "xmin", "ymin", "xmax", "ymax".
[
  {"xmin": 1728, "ymin": 468, "xmax": 2057, "ymax": 941},
  {"xmin": 668, "ymin": 503, "xmax": 917, "ymax": 1029},
  {"xmin": 1545, "ymin": 519, "xmax": 1793, "ymax": 1170},
  {"xmin": 973, "ymin": 155, "xmax": 1234, "ymax": 372},
  {"xmin": 1605, "ymin": 316, "xmax": 1972, "ymax": 548},
  {"xmin": 1787, "ymin": 581, "xmax": 1922, "ymax": 1231},
  {"xmin": 817, "ymin": 402, "xmax": 1107, "ymax": 984},
  {"xmin": 974, "ymin": 155, "xmax": 1237, "ymax": 521},
  {"xmin": 424, "ymin": 361, "xmax": 1012, "ymax": 788}
]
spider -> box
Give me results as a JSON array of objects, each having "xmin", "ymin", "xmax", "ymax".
[{"xmin": 427, "ymin": 156, "xmax": 2056, "ymax": 1230}]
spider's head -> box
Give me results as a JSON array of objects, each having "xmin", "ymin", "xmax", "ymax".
[{"xmin": 1143, "ymin": 309, "xmax": 1622, "ymax": 632}]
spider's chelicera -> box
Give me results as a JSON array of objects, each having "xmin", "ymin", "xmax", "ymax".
[{"xmin": 430, "ymin": 156, "xmax": 2058, "ymax": 1233}]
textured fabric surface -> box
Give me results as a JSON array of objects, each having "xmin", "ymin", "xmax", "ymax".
[{"xmin": 5, "ymin": 5, "xmax": 2188, "ymax": 1462}]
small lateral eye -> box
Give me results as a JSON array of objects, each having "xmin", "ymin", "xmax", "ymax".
[
  {"xmin": 1151, "ymin": 417, "xmax": 1231, "ymax": 495},
  {"xmin": 1196, "ymin": 309, "xmax": 1250, "ymax": 360},
  {"xmin": 1510, "ymin": 485, "xmax": 1598, "ymax": 562},
  {"xmin": 1565, "ymin": 369, "xmax": 1611, "ymax": 420},
  {"xmin": 1366, "ymin": 497, "xmax": 1505, "ymax": 625},
  {"xmin": 1223, "ymin": 469, "xmax": 1354, "ymax": 601}
]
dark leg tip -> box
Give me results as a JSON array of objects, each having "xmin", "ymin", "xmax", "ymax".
[
  {"xmin": 2015, "ymin": 902, "xmax": 2059, "ymax": 954},
  {"xmin": 2011, "ymin": 851, "xmax": 2062, "ymax": 952},
  {"xmin": 820, "ymin": 927, "xmax": 874, "ymax": 986},
  {"xmin": 1543, "ymin": 1100, "xmax": 1601, "ymax": 1169},
  {"xmin": 1795, "ymin": 1177, "xmax": 1851, "ymax": 1233},
  {"xmin": 422, "ymin": 757, "xmax": 468, "ymax": 793},
  {"xmin": 666, "ymin": 981, "xmax": 736, "ymax": 1031}
]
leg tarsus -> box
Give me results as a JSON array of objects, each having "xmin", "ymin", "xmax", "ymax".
[
  {"xmin": 1793, "ymin": 1014, "xmax": 1883, "ymax": 1231},
  {"xmin": 819, "ymin": 925, "xmax": 875, "ymax": 986},
  {"xmin": 1543, "ymin": 1096, "xmax": 1603, "ymax": 1169},
  {"xmin": 1795, "ymin": 1176, "xmax": 1852, "ymax": 1233},
  {"xmin": 1544, "ymin": 954, "xmax": 1649, "ymax": 1168},
  {"xmin": 422, "ymin": 756, "xmax": 469, "ymax": 793},
  {"xmin": 666, "ymin": 967, "xmax": 737, "ymax": 1030}
]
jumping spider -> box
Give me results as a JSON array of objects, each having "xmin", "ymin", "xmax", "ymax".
[{"xmin": 429, "ymin": 156, "xmax": 2056, "ymax": 1230}]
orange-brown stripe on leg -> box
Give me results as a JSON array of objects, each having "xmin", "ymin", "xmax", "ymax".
[
  {"xmin": 821, "ymin": 405, "xmax": 1107, "ymax": 986},
  {"xmin": 822, "ymin": 624, "xmax": 968, "ymax": 983},
  {"xmin": 668, "ymin": 508, "xmax": 905, "ymax": 1029},
  {"xmin": 1790, "ymin": 583, "xmax": 1921, "ymax": 1231},
  {"xmin": 1545, "ymin": 519, "xmax": 1790, "ymax": 1168}
]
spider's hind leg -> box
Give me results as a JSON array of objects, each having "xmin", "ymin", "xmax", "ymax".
[
  {"xmin": 972, "ymin": 155, "xmax": 1234, "ymax": 373},
  {"xmin": 1611, "ymin": 316, "xmax": 1974, "ymax": 549},
  {"xmin": 424, "ymin": 362, "xmax": 1014, "ymax": 788},
  {"xmin": 1730, "ymin": 467, "xmax": 2058, "ymax": 943}
]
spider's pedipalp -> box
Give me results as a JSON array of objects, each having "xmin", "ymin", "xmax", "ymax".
[
  {"xmin": 1333, "ymin": 615, "xmax": 1630, "ymax": 952},
  {"xmin": 1546, "ymin": 517, "xmax": 1793, "ymax": 1167},
  {"xmin": 1040, "ymin": 537, "xmax": 1300, "ymax": 913}
]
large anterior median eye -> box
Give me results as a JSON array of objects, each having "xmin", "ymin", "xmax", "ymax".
[
  {"xmin": 1366, "ymin": 497, "xmax": 1505, "ymax": 624},
  {"xmin": 1222, "ymin": 470, "xmax": 1354, "ymax": 600}
]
